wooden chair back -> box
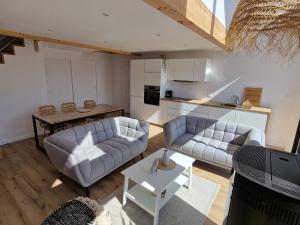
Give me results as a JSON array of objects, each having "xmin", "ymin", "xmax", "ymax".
[
  {"xmin": 38, "ymin": 105, "xmax": 56, "ymax": 116},
  {"xmin": 84, "ymin": 100, "xmax": 96, "ymax": 109},
  {"xmin": 61, "ymin": 102, "xmax": 76, "ymax": 113}
]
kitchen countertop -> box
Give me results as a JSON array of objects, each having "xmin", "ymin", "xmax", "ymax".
[{"xmin": 160, "ymin": 97, "xmax": 271, "ymax": 114}]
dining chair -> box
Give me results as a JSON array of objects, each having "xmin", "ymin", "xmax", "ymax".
[
  {"xmin": 38, "ymin": 105, "xmax": 56, "ymax": 136},
  {"xmin": 84, "ymin": 100, "xmax": 96, "ymax": 109},
  {"xmin": 61, "ymin": 102, "xmax": 77, "ymax": 113}
]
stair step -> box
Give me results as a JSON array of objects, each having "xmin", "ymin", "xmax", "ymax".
[
  {"xmin": 13, "ymin": 38, "xmax": 25, "ymax": 47},
  {"xmin": 1, "ymin": 44, "xmax": 15, "ymax": 55},
  {"xmin": 0, "ymin": 54, "xmax": 4, "ymax": 64}
]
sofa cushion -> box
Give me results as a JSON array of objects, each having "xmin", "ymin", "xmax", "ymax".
[
  {"xmin": 186, "ymin": 116, "xmax": 250, "ymax": 146},
  {"xmin": 87, "ymin": 136, "xmax": 145, "ymax": 183},
  {"xmin": 171, "ymin": 134, "xmax": 240, "ymax": 168}
]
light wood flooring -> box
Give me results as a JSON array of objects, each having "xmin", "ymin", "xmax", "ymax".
[{"xmin": 0, "ymin": 125, "xmax": 230, "ymax": 225}]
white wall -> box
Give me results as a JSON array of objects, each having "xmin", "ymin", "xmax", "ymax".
[
  {"xmin": 0, "ymin": 40, "xmax": 48, "ymax": 144},
  {"xmin": 142, "ymin": 50, "xmax": 300, "ymax": 150},
  {"xmin": 0, "ymin": 41, "xmax": 130, "ymax": 145}
]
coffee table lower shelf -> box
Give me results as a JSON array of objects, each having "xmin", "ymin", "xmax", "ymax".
[{"xmin": 124, "ymin": 174, "xmax": 189, "ymax": 216}]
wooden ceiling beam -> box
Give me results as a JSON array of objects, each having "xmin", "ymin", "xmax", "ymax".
[
  {"xmin": 0, "ymin": 28, "xmax": 132, "ymax": 55},
  {"xmin": 143, "ymin": 0, "xmax": 226, "ymax": 48}
]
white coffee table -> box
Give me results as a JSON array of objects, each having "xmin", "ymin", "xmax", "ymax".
[{"xmin": 122, "ymin": 148, "xmax": 195, "ymax": 225}]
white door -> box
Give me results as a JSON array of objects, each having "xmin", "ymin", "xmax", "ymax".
[
  {"xmin": 130, "ymin": 60, "xmax": 144, "ymax": 97},
  {"xmin": 71, "ymin": 60, "xmax": 97, "ymax": 107},
  {"xmin": 173, "ymin": 59, "xmax": 194, "ymax": 81},
  {"xmin": 44, "ymin": 58, "xmax": 73, "ymax": 109},
  {"xmin": 130, "ymin": 96, "xmax": 144, "ymax": 120}
]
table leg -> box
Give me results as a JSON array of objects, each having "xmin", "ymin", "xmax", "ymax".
[
  {"xmin": 32, "ymin": 115, "xmax": 45, "ymax": 151},
  {"xmin": 122, "ymin": 176, "xmax": 129, "ymax": 207},
  {"xmin": 153, "ymin": 195, "xmax": 160, "ymax": 225},
  {"xmin": 188, "ymin": 165, "xmax": 192, "ymax": 190},
  {"xmin": 49, "ymin": 124, "xmax": 55, "ymax": 135}
]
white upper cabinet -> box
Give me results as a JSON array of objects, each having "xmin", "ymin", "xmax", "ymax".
[
  {"xmin": 194, "ymin": 58, "xmax": 208, "ymax": 82},
  {"xmin": 144, "ymin": 59, "xmax": 161, "ymax": 73},
  {"xmin": 173, "ymin": 59, "xmax": 194, "ymax": 81},
  {"xmin": 144, "ymin": 73, "xmax": 161, "ymax": 86},
  {"xmin": 165, "ymin": 59, "xmax": 174, "ymax": 80},
  {"xmin": 166, "ymin": 58, "xmax": 208, "ymax": 82},
  {"xmin": 130, "ymin": 60, "xmax": 145, "ymax": 97}
]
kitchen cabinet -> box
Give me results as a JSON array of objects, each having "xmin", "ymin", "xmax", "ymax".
[
  {"xmin": 209, "ymin": 108, "xmax": 236, "ymax": 122},
  {"xmin": 130, "ymin": 60, "xmax": 144, "ymax": 97},
  {"xmin": 173, "ymin": 59, "xmax": 194, "ymax": 81},
  {"xmin": 165, "ymin": 58, "xmax": 208, "ymax": 82},
  {"xmin": 144, "ymin": 72, "xmax": 161, "ymax": 86},
  {"xmin": 144, "ymin": 104, "xmax": 160, "ymax": 124},
  {"xmin": 160, "ymin": 100, "xmax": 269, "ymax": 131},
  {"xmin": 144, "ymin": 59, "xmax": 161, "ymax": 73},
  {"xmin": 130, "ymin": 96, "xmax": 144, "ymax": 120},
  {"xmin": 194, "ymin": 58, "xmax": 208, "ymax": 82},
  {"xmin": 235, "ymin": 111, "xmax": 268, "ymax": 131},
  {"xmin": 130, "ymin": 59, "xmax": 162, "ymax": 123},
  {"xmin": 165, "ymin": 59, "xmax": 174, "ymax": 80}
]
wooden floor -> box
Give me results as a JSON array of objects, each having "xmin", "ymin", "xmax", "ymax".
[{"xmin": 0, "ymin": 125, "xmax": 230, "ymax": 225}]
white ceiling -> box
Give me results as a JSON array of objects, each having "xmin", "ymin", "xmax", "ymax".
[{"xmin": 0, "ymin": 0, "xmax": 218, "ymax": 52}]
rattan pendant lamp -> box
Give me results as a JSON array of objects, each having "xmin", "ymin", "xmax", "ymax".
[{"xmin": 226, "ymin": 0, "xmax": 300, "ymax": 57}]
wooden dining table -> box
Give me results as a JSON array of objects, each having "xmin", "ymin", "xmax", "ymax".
[{"xmin": 32, "ymin": 104, "xmax": 124, "ymax": 151}]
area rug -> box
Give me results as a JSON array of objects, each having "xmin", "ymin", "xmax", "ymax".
[{"xmin": 98, "ymin": 175, "xmax": 219, "ymax": 225}]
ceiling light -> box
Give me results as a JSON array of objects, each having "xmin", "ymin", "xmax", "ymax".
[
  {"xmin": 102, "ymin": 12, "xmax": 110, "ymax": 17},
  {"xmin": 155, "ymin": 34, "xmax": 161, "ymax": 37},
  {"xmin": 47, "ymin": 29, "xmax": 54, "ymax": 32}
]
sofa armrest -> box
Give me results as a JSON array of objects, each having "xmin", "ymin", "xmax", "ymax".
[
  {"xmin": 163, "ymin": 116, "xmax": 186, "ymax": 146},
  {"xmin": 43, "ymin": 139, "xmax": 91, "ymax": 186},
  {"xmin": 138, "ymin": 121, "xmax": 150, "ymax": 134},
  {"xmin": 45, "ymin": 135, "xmax": 78, "ymax": 153},
  {"xmin": 244, "ymin": 128, "xmax": 265, "ymax": 147}
]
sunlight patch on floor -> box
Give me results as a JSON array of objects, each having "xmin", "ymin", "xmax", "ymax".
[{"xmin": 51, "ymin": 178, "xmax": 63, "ymax": 188}]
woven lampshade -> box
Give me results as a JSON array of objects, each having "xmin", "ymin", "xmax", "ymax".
[{"xmin": 226, "ymin": 0, "xmax": 300, "ymax": 57}]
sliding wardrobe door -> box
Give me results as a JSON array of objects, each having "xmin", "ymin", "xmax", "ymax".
[
  {"xmin": 44, "ymin": 58, "xmax": 73, "ymax": 109},
  {"xmin": 71, "ymin": 60, "xmax": 97, "ymax": 106}
]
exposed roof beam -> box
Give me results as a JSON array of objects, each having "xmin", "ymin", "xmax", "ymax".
[
  {"xmin": 144, "ymin": 0, "xmax": 226, "ymax": 48},
  {"xmin": 0, "ymin": 28, "xmax": 132, "ymax": 55}
]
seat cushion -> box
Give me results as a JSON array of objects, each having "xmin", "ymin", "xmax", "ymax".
[
  {"xmin": 171, "ymin": 134, "xmax": 240, "ymax": 168},
  {"xmin": 87, "ymin": 136, "xmax": 145, "ymax": 182}
]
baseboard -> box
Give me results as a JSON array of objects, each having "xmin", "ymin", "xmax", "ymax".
[{"xmin": 0, "ymin": 133, "xmax": 34, "ymax": 145}]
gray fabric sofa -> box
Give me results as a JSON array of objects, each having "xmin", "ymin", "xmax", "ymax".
[
  {"xmin": 44, "ymin": 117, "xmax": 149, "ymax": 187},
  {"xmin": 163, "ymin": 116, "xmax": 265, "ymax": 170}
]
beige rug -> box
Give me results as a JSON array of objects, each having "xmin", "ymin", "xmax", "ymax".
[{"xmin": 99, "ymin": 175, "xmax": 219, "ymax": 225}]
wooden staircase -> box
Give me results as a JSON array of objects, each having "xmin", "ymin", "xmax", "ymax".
[{"xmin": 0, "ymin": 35, "xmax": 25, "ymax": 64}]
